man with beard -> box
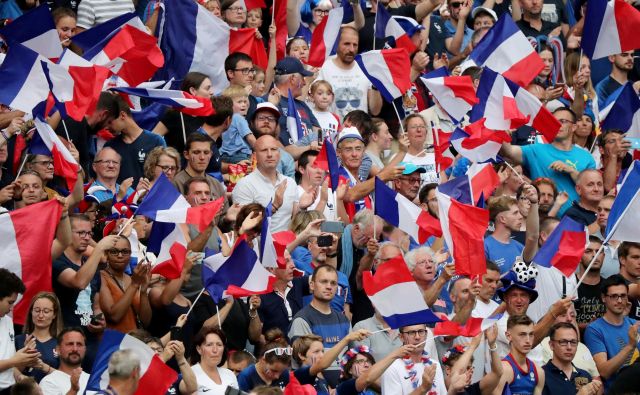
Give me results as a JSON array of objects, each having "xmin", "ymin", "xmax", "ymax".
[
  {"xmin": 317, "ymin": 26, "xmax": 382, "ymax": 119},
  {"xmin": 289, "ymin": 265, "xmax": 350, "ymax": 387},
  {"xmin": 575, "ymin": 236, "xmax": 606, "ymax": 334},
  {"xmin": 250, "ymin": 102, "xmax": 295, "ymax": 178},
  {"xmin": 40, "ymin": 328, "xmax": 90, "ymax": 395},
  {"xmin": 596, "ymin": 51, "xmax": 638, "ymax": 104},
  {"xmin": 516, "ymin": 0, "xmax": 561, "ymax": 38},
  {"xmin": 533, "ymin": 178, "xmax": 559, "ymax": 217}
]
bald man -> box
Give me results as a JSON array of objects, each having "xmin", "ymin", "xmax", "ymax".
[
  {"xmin": 564, "ymin": 169, "xmax": 604, "ymax": 228},
  {"xmin": 232, "ymin": 135, "xmax": 299, "ymax": 231}
]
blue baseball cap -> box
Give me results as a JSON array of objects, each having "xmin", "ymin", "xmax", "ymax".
[{"xmin": 274, "ymin": 57, "xmax": 314, "ymax": 77}]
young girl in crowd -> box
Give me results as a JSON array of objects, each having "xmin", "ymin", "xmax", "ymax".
[
  {"xmin": 246, "ymin": 7, "xmax": 263, "ymax": 29},
  {"xmin": 309, "ymin": 80, "xmax": 340, "ymax": 142},
  {"xmin": 252, "ymin": 67, "xmax": 267, "ymax": 98},
  {"xmin": 219, "ymin": 84, "xmax": 256, "ymax": 164},
  {"xmin": 52, "ymin": 7, "xmax": 76, "ymax": 48}
]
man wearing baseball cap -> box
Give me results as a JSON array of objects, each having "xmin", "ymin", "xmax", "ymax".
[
  {"xmin": 392, "ymin": 162, "xmax": 426, "ymax": 202},
  {"xmin": 250, "ymin": 102, "xmax": 295, "ymax": 178}
]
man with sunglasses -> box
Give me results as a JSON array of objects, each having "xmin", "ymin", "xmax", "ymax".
[
  {"xmin": 584, "ymin": 274, "xmax": 639, "ymax": 391},
  {"xmin": 444, "ymin": 0, "xmax": 473, "ymax": 56}
]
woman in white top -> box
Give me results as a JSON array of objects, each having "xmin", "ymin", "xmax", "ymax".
[
  {"xmin": 364, "ymin": 118, "xmax": 409, "ymax": 177},
  {"xmin": 191, "ymin": 328, "xmax": 238, "ymax": 395}
]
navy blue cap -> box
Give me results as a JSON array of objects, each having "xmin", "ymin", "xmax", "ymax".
[{"xmin": 274, "ymin": 57, "xmax": 314, "ymax": 77}]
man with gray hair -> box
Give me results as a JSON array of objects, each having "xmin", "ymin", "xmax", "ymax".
[
  {"xmin": 89, "ymin": 147, "xmax": 135, "ymax": 204},
  {"xmin": 405, "ymin": 247, "xmax": 453, "ymax": 314},
  {"xmin": 96, "ymin": 349, "xmax": 140, "ymax": 395}
]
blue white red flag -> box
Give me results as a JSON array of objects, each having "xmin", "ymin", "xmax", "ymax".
[
  {"xmin": 86, "ymin": 330, "xmax": 177, "ymax": 394},
  {"xmin": 0, "ymin": 201, "xmax": 61, "ymax": 325},
  {"xmin": 421, "ymin": 67, "xmax": 478, "ymax": 123},
  {"xmin": 147, "ymin": 222, "xmax": 188, "ymax": 280},
  {"xmin": 533, "ymin": 216, "xmax": 587, "ymax": 277},
  {"xmin": 355, "ymin": 48, "xmax": 412, "ymax": 103},
  {"xmin": 363, "ymin": 255, "xmax": 441, "ymax": 328},
  {"xmin": 307, "ymin": 0, "xmax": 354, "ymax": 67},
  {"xmin": 71, "ymin": 12, "xmax": 146, "ymax": 51},
  {"xmin": 110, "ymin": 86, "xmax": 214, "ymax": 116},
  {"xmin": 374, "ymin": 5, "xmax": 416, "ymax": 53},
  {"xmin": 469, "ymin": 14, "xmax": 544, "ymax": 87},
  {"xmin": 287, "ymin": 91, "xmax": 305, "ymax": 144},
  {"xmin": 0, "ymin": 4, "xmax": 62, "ymax": 59},
  {"xmin": 433, "ymin": 313, "xmax": 503, "ymax": 337},
  {"xmin": 374, "ymin": 178, "xmax": 442, "ymax": 243},
  {"xmin": 582, "ymin": 0, "xmax": 640, "ymax": 59},
  {"xmin": 313, "ymin": 137, "xmax": 341, "ymax": 192},
  {"xmin": 600, "ymin": 83, "xmax": 640, "ymax": 138},
  {"xmin": 450, "ymin": 119, "xmax": 511, "ymax": 163},
  {"xmin": 202, "ymin": 238, "xmax": 276, "ymax": 303},
  {"xmin": 606, "ymin": 160, "xmax": 640, "ymax": 242},
  {"xmin": 34, "ymin": 118, "xmax": 79, "ymax": 191}
]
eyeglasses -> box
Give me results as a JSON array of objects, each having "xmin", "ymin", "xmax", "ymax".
[
  {"xmin": 256, "ymin": 115, "xmax": 277, "ymax": 123},
  {"xmin": 400, "ymin": 176, "xmax": 422, "ymax": 184},
  {"xmin": 94, "ymin": 159, "xmax": 120, "ymax": 166},
  {"xmin": 553, "ymin": 339, "xmax": 579, "ymax": 347},
  {"xmin": 264, "ymin": 347, "xmax": 292, "ymax": 357},
  {"xmin": 557, "ymin": 119, "xmax": 573, "ymax": 125},
  {"xmin": 156, "ymin": 164, "xmax": 178, "ymax": 173},
  {"xmin": 408, "ymin": 125, "xmax": 427, "ymax": 131},
  {"xmin": 401, "ymin": 329, "xmax": 427, "ymax": 337},
  {"xmin": 606, "ymin": 293, "xmax": 628, "ymax": 301},
  {"xmin": 31, "ymin": 160, "xmax": 54, "ymax": 167},
  {"xmin": 33, "ymin": 308, "xmax": 53, "ymax": 315},
  {"xmin": 234, "ymin": 67, "xmax": 256, "ymax": 75},
  {"xmin": 73, "ymin": 230, "xmax": 94, "ymax": 238},
  {"xmin": 107, "ymin": 248, "xmax": 132, "ymax": 256},
  {"xmin": 313, "ymin": 9, "xmax": 330, "ymax": 16},
  {"xmin": 227, "ymin": 6, "xmax": 246, "ymax": 12}
]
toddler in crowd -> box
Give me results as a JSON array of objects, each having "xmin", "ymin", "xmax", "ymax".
[{"xmin": 220, "ymin": 84, "xmax": 257, "ymax": 164}]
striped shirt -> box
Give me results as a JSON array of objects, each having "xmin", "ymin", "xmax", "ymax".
[{"xmin": 76, "ymin": 0, "xmax": 135, "ymax": 29}]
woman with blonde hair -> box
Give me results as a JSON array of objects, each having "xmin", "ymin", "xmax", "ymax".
[
  {"xmin": 143, "ymin": 146, "xmax": 181, "ymax": 183},
  {"xmin": 14, "ymin": 292, "xmax": 64, "ymax": 382}
]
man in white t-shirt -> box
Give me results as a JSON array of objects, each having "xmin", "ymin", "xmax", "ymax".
[
  {"xmin": 0, "ymin": 269, "xmax": 39, "ymax": 392},
  {"xmin": 317, "ymin": 26, "xmax": 382, "ymax": 120},
  {"xmin": 297, "ymin": 149, "xmax": 336, "ymax": 220},
  {"xmin": 40, "ymin": 328, "xmax": 90, "ymax": 395}
]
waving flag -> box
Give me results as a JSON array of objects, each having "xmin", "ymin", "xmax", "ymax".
[
  {"xmin": 600, "ymin": 83, "xmax": 640, "ymax": 137},
  {"xmin": 202, "ymin": 239, "xmax": 276, "ymax": 302},
  {"xmin": 147, "ymin": 222, "xmax": 188, "ymax": 280},
  {"xmin": 0, "ymin": 200, "xmax": 62, "ymax": 325},
  {"xmin": 259, "ymin": 201, "xmax": 278, "ymax": 268},
  {"xmin": 533, "ymin": 216, "xmax": 586, "ymax": 277},
  {"xmin": 438, "ymin": 162, "xmax": 499, "ymax": 207},
  {"xmin": 363, "ymin": 255, "xmax": 441, "ymax": 328},
  {"xmin": 355, "ymin": 48, "xmax": 412, "ymax": 102},
  {"xmin": 471, "ymin": 68, "xmax": 560, "ymax": 141},
  {"xmin": 287, "ymin": 91, "xmax": 305, "ymax": 143},
  {"xmin": 83, "ymin": 24, "xmax": 164, "ymax": 87},
  {"xmin": 0, "ymin": 4, "xmax": 62, "ymax": 59},
  {"xmin": 450, "ymin": 119, "xmax": 511, "ymax": 163},
  {"xmin": 229, "ymin": 28, "xmax": 268, "ymax": 70},
  {"xmin": 374, "ymin": 177, "xmax": 441, "ymax": 243},
  {"xmin": 0, "ymin": 43, "xmax": 51, "ymax": 113},
  {"xmin": 313, "ymin": 137, "xmax": 341, "ymax": 192},
  {"xmin": 110, "ymin": 86, "xmax": 214, "ymax": 116},
  {"xmin": 86, "ymin": 330, "xmax": 177, "ymax": 395},
  {"xmin": 433, "ymin": 313, "xmax": 503, "ymax": 337},
  {"xmin": 34, "ymin": 118, "xmax": 79, "ymax": 191},
  {"xmin": 431, "ymin": 124, "xmax": 456, "ymax": 172},
  {"xmin": 582, "ymin": 0, "xmax": 640, "ymax": 59},
  {"xmin": 437, "ymin": 180, "xmax": 490, "ymax": 276},
  {"xmin": 374, "ymin": 4, "xmax": 416, "ymax": 53},
  {"xmin": 155, "ymin": 0, "xmax": 230, "ymax": 93},
  {"xmin": 239, "ymin": 0, "xmax": 266, "ymax": 10},
  {"xmin": 308, "ymin": 0, "xmax": 354, "ymax": 67},
  {"xmin": 469, "ymin": 14, "xmax": 544, "ymax": 87},
  {"xmin": 606, "ymin": 160, "xmax": 640, "ymax": 242},
  {"xmin": 71, "ymin": 12, "xmax": 147, "ymax": 51},
  {"xmin": 421, "ymin": 67, "xmax": 478, "ymax": 123},
  {"xmin": 135, "ymin": 173, "xmax": 190, "ymax": 216}
]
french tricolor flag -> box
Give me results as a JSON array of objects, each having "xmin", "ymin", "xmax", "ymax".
[
  {"xmin": 472, "ymin": 68, "xmax": 560, "ymax": 142},
  {"xmin": 110, "ymin": 86, "xmax": 214, "ymax": 117},
  {"xmin": 374, "ymin": 4, "xmax": 416, "ymax": 53},
  {"xmin": 0, "ymin": 4, "xmax": 63, "ymax": 59},
  {"xmin": 436, "ymin": 176, "xmax": 491, "ymax": 277},
  {"xmin": 0, "ymin": 200, "xmax": 62, "ymax": 325},
  {"xmin": 355, "ymin": 48, "xmax": 412, "ymax": 103},
  {"xmin": 469, "ymin": 14, "xmax": 544, "ymax": 87},
  {"xmin": 433, "ymin": 313, "xmax": 503, "ymax": 337},
  {"xmin": 374, "ymin": 177, "xmax": 441, "ymax": 244},
  {"xmin": 202, "ymin": 238, "xmax": 276, "ymax": 303},
  {"xmin": 313, "ymin": 137, "xmax": 341, "ymax": 192},
  {"xmin": 437, "ymin": 162, "xmax": 500, "ymax": 207},
  {"xmin": 83, "ymin": 24, "xmax": 164, "ymax": 87},
  {"xmin": 307, "ymin": 0, "xmax": 354, "ymax": 67},
  {"xmin": 606, "ymin": 160, "xmax": 640, "ymax": 242},
  {"xmin": 287, "ymin": 91, "xmax": 305, "ymax": 144},
  {"xmin": 86, "ymin": 330, "xmax": 178, "ymax": 395},
  {"xmin": 34, "ymin": 118, "xmax": 79, "ymax": 191},
  {"xmin": 600, "ymin": 82, "xmax": 640, "ymax": 138},
  {"xmin": 135, "ymin": 174, "xmax": 224, "ymax": 231},
  {"xmin": 363, "ymin": 255, "xmax": 440, "ymax": 328},
  {"xmin": 582, "ymin": 0, "xmax": 640, "ymax": 59},
  {"xmin": 450, "ymin": 119, "xmax": 511, "ymax": 164},
  {"xmin": 146, "ymin": 222, "xmax": 189, "ymax": 280},
  {"xmin": 71, "ymin": 12, "xmax": 147, "ymax": 51},
  {"xmin": 431, "ymin": 123, "xmax": 455, "ymax": 173},
  {"xmin": 421, "ymin": 67, "xmax": 479, "ymax": 123},
  {"xmin": 533, "ymin": 216, "xmax": 587, "ymax": 277}
]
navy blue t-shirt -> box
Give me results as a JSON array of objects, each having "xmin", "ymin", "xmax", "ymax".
[
  {"xmin": 14, "ymin": 336, "xmax": 58, "ymax": 383},
  {"xmin": 237, "ymin": 364, "xmax": 289, "ymax": 391},
  {"xmin": 104, "ymin": 130, "xmax": 166, "ymax": 183},
  {"xmin": 294, "ymin": 365, "xmax": 330, "ymax": 395},
  {"xmin": 52, "ymin": 254, "xmax": 101, "ymax": 328}
]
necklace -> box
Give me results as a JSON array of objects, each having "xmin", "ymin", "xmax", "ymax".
[{"xmin": 402, "ymin": 350, "xmax": 435, "ymax": 391}]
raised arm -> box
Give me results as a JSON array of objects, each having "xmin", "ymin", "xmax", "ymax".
[{"xmin": 310, "ymin": 329, "xmax": 370, "ymax": 376}]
